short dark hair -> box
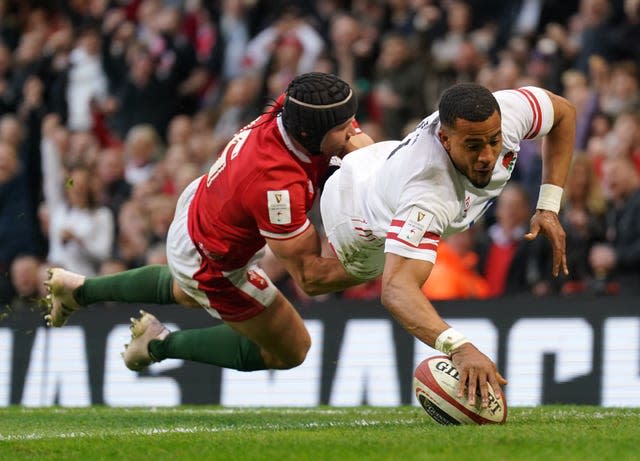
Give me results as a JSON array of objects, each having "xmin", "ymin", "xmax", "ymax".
[{"xmin": 438, "ymin": 83, "xmax": 500, "ymax": 129}]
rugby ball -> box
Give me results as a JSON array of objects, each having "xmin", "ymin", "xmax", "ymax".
[{"xmin": 413, "ymin": 355, "xmax": 507, "ymax": 425}]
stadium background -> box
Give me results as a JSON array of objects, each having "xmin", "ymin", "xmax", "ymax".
[{"xmin": 0, "ymin": 0, "xmax": 639, "ymax": 407}]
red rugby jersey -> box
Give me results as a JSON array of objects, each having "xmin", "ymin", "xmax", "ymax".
[{"xmin": 188, "ymin": 96, "xmax": 356, "ymax": 271}]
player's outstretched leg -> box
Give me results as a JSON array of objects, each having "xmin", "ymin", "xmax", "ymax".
[
  {"xmin": 44, "ymin": 268, "xmax": 86, "ymax": 327},
  {"xmin": 122, "ymin": 309, "xmax": 171, "ymax": 371},
  {"xmin": 43, "ymin": 265, "xmax": 179, "ymax": 327}
]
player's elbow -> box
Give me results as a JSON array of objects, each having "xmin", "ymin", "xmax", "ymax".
[
  {"xmin": 291, "ymin": 269, "xmax": 323, "ymax": 296},
  {"xmin": 296, "ymin": 276, "xmax": 324, "ymax": 297}
]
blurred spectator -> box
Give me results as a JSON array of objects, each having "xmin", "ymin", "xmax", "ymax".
[
  {"xmin": 101, "ymin": 8, "xmax": 137, "ymax": 94},
  {"xmin": 326, "ymin": 12, "xmax": 377, "ymax": 102},
  {"xmin": 607, "ymin": 0, "xmax": 640, "ymax": 63},
  {"xmin": 66, "ymin": 25, "xmax": 109, "ymax": 131},
  {"xmin": 370, "ymin": 32, "xmax": 426, "ymax": 138},
  {"xmin": 562, "ymin": 69, "xmax": 599, "ymax": 150},
  {"xmin": 571, "ymin": 0, "xmax": 615, "ymax": 74},
  {"xmin": 116, "ymin": 199, "xmax": 151, "ymax": 267},
  {"xmin": 9, "ymin": 31, "xmax": 48, "ymax": 112},
  {"xmin": 263, "ymin": 32, "xmax": 305, "ymax": 99},
  {"xmin": 422, "ymin": 229, "xmax": 490, "ymax": 301},
  {"xmin": 213, "ymin": 0, "xmax": 251, "ymax": 81},
  {"xmin": 1, "ymin": 0, "xmax": 639, "ymax": 303},
  {"xmin": 599, "ymin": 60, "xmax": 640, "ymax": 119},
  {"xmin": 208, "ymin": 74, "xmax": 261, "ymax": 154},
  {"xmin": 476, "ymin": 183, "xmax": 553, "ymax": 297},
  {"xmin": 41, "ymin": 122, "xmax": 115, "ymax": 277},
  {"xmin": 145, "ymin": 194, "xmax": 175, "ymax": 245},
  {"xmin": 166, "ymin": 114, "xmax": 193, "ymax": 146},
  {"xmin": 9, "ymin": 254, "xmax": 41, "ymax": 303},
  {"xmin": 0, "ymin": 42, "xmax": 14, "ymax": 114},
  {"xmin": 94, "ymin": 146, "xmax": 132, "ymax": 218},
  {"xmin": 589, "ymin": 156, "xmax": 640, "ymax": 294},
  {"xmin": 243, "ymin": 5, "xmax": 324, "ymax": 77},
  {"xmin": 109, "ymin": 45, "xmax": 173, "ymax": 139},
  {"xmin": 158, "ymin": 143, "xmax": 189, "ymax": 196},
  {"xmin": 429, "ymin": 0, "xmax": 491, "ymax": 95},
  {"xmin": 0, "ymin": 141, "xmax": 37, "ymax": 304},
  {"xmin": 123, "ymin": 124, "xmax": 162, "ymax": 186},
  {"xmin": 188, "ymin": 131, "xmax": 217, "ymax": 174},
  {"xmin": 603, "ymin": 110, "xmax": 640, "ymax": 170},
  {"xmin": 558, "ymin": 154, "xmax": 607, "ymax": 294}
]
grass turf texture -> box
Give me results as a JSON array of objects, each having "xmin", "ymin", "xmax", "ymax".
[{"xmin": 0, "ymin": 406, "xmax": 637, "ymax": 461}]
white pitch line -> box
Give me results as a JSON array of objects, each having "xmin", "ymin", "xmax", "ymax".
[{"xmin": 0, "ymin": 418, "xmax": 420, "ymax": 442}]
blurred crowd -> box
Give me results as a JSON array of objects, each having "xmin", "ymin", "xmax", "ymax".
[{"xmin": 1, "ymin": 0, "xmax": 639, "ymax": 308}]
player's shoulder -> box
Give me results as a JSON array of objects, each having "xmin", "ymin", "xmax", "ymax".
[
  {"xmin": 493, "ymin": 86, "xmax": 552, "ymax": 112},
  {"xmin": 342, "ymin": 140, "xmax": 402, "ymax": 165}
]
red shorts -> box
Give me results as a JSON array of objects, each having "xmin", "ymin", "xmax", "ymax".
[{"xmin": 166, "ymin": 178, "xmax": 278, "ymax": 322}]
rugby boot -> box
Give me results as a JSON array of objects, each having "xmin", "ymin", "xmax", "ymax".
[
  {"xmin": 122, "ymin": 310, "xmax": 170, "ymax": 371},
  {"xmin": 44, "ymin": 268, "xmax": 85, "ymax": 327}
]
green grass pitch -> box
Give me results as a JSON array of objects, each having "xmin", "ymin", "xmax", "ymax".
[{"xmin": 0, "ymin": 406, "xmax": 638, "ymax": 461}]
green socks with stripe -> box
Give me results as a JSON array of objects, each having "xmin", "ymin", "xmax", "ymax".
[
  {"xmin": 148, "ymin": 324, "xmax": 267, "ymax": 371},
  {"xmin": 73, "ymin": 264, "xmax": 266, "ymax": 371},
  {"xmin": 74, "ymin": 265, "xmax": 176, "ymax": 306}
]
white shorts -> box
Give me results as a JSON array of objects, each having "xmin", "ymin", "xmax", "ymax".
[
  {"xmin": 320, "ymin": 172, "xmax": 386, "ymax": 281},
  {"xmin": 166, "ymin": 177, "xmax": 278, "ymax": 322}
]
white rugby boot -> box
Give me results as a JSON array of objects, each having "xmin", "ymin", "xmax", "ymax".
[
  {"xmin": 43, "ymin": 268, "xmax": 86, "ymax": 327},
  {"xmin": 122, "ymin": 310, "xmax": 170, "ymax": 371}
]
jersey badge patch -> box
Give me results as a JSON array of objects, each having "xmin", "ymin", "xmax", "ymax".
[
  {"xmin": 502, "ymin": 151, "xmax": 517, "ymax": 172},
  {"xmin": 397, "ymin": 206, "xmax": 434, "ymax": 247},
  {"xmin": 247, "ymin": 270, "xmax": 269, "ymax": 290},
  {"xmin": 267, "ymin": 190, "xmax": 292, "ymax": 225}
]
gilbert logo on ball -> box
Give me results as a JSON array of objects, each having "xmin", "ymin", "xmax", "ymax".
[{"xmin": 413, "ymin": 355, "xmax": 507, "ymax": 425}]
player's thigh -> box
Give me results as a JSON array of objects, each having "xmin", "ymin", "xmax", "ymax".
[
  {"xmin": 172, "ymin": 280, "xmax": 201, "ymax": 307},
  {"xmin": 225, "ymin": 291, "xmax": 310, "ymax": 364}
]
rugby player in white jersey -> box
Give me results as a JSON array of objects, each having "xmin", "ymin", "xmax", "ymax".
[{"xmin": 321, "ymin": 83, "xmax": 575, "ymax": 406}]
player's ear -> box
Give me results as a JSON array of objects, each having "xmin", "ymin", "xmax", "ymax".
[{"xmin": 437, "ymin": 129, "xmax": 450, "ymax": 150}]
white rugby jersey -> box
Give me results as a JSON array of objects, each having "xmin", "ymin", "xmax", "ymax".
[{"xmin": 320, "ymin": 86, "xmax": 554, "ymax": 280}]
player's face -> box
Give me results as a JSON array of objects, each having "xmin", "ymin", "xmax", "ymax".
[
  {"xmin": 319, "ymin": 117, "xmax": 357, "ymax": 158},
  {"xmin": 438, "ymin": 110, "xmax": 503, "ymax": 188}
]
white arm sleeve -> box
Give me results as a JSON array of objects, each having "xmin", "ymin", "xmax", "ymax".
[{"xmin": 495, "ymin": 86, "xmax": 555, "ymax": 147}]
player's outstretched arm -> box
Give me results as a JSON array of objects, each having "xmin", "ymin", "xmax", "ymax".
[
  {"xmin": 266, "ymin": 225, "xmax": 362, "ymax": 296},
  {"xmin": 380, "ymin": 253, "xmax": 507, "ymax": 406},
  {"xmin": 525, "ymin": 90, "xmax": 576, "ymax": 277}
]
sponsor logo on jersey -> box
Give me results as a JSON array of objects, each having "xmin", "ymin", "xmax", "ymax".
[
  {"xmin": 247, "ymin": 270, "xmax": 268, "ymax": 290},
  {"xmin": 267, "ymin": 190, "xmax": 292, "ymax": 225},
  {"xmin": 397, "ymin": 206, "xmax": 434, "ymax": 247}
]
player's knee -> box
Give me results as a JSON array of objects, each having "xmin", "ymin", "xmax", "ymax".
[{"xmin": 275, "ymin": 334, "xmax": 311, "ymax": 369}]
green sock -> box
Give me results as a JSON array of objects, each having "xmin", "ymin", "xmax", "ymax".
[
  {"xmin": 74, "ymin": 265, "xmax": 176, "ymax": 306},
  {"xmin": 148, "ymin": 324, "xmax": 267, "ymax": 371}
]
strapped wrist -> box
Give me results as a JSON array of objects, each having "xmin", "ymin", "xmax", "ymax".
[
  {"xmin": 536, "ymin": 183, "xmax": 563, "ymax": 214},
  {"xmin": 435, "ymin": 328, "xmax": 470, "ymax": 356}
]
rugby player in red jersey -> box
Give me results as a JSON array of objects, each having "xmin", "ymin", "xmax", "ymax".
[{"xmin": 44, "ymin": 72, "xmax": 372, "ymax": 372}]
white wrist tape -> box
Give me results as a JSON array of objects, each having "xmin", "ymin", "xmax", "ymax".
[
  {"xmin": 536, "ymin": 184, "xmax": 563, "ymax": 214},
  {"xmin": 435, "ymin": 328, "xmax": 470, "ymax": 356}
]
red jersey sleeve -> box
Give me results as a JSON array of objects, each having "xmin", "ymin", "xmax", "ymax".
[{"xmin": 244, "ymin": 167, "xmax": 312, "ymax": 241}]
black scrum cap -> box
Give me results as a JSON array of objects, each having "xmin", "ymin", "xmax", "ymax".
[{"xmin": 282, "ymin": 73, "xmax": 357, "ymax": 155}]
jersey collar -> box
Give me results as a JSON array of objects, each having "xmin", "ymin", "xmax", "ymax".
[{"xmin": 277, "ymin": 114, "xmax": 312, "ymax": 164}]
